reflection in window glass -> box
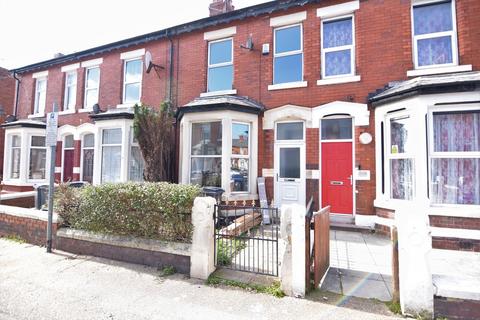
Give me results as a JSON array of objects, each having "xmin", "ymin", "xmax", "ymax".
[
  {"xmin": 190, "ymin": 157, "xmax": 222, "ymax": 187},
  {"xmin": 321, "ymin": 118, "xmax": 352, "ymax": 140},
  {"xmin": 208, "ymin": 39, "xmax": 233, "ymax": 92},
  {"xmin": 274, "ymin": 25, "xmax": 302, "ymax": 84},
  {"xmin": 85, "ymin": 67, "xmax": 100, "ymax": 109},
  {"xmin": 280, "ymin": 147, "xmax": 300, "ymax": 179},
  {"xmin": 277, "ymin": 122, "xmax": 303, "ymax": 140},
  {"xmin": 231, "ymin": 123, "xmax": 250, "ymax": 192},
  {"xmin": 190, "ymin": 122, "xmax": 222, "ymax": 187},
  {"xmin": 191, "ymin": 122, "xmax": 222, "ymax": 155}
]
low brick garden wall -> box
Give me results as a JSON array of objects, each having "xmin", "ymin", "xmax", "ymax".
[
  {"xmin": 0, "ymin": 205, "xmax": 59, "ymax": 247},
  {"xmin": 56, "ymin": 228, "xmax": 192, "ymax": 274},
  {"xmin": 0, "ymin": 191, "xmax": 36, "ymax": 208}
]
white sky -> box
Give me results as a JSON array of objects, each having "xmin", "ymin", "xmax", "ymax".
[{"xmin": 0, "ymin": 0, "xmax": 267, "ymax": 70}]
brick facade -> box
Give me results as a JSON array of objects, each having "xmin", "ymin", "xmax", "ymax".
[{"xmin": 0, "ymin": 67, "xmax": 15, "ymax": 177}]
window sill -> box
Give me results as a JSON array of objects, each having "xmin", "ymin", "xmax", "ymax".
[
  {"xmin": 28, "ymin": 113, "xmax": 45, "ymax": 119},
  {"xmin": 268, "ymin": 81, "xmax": 308, "ymax": 91},
  {"xmin": 58, "ymin": 109, "xmax": 76, "ymax": 115},
  {"xmin": 200, "ymin": 89, "xmax": 237, "ymax": 97},
  {"xmin": 117, "ymin": 103, "xmax": 138, "ymax": 109},
  {"xmin": 407, "ymin": 64, "xmax": 472, "ymax": 77},
  {"xmin": 317, "ymin": 75, "xmax": 361, "ymax": 86},
  {"xmin": 78, "ymin": 108, "xmax": 93, "ymax": 113}
]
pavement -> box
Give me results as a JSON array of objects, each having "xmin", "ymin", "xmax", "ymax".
[
  {"xmin": 321, "ymin": 230, "xmax": 393, "ymax": 302},
  {"xmin": 0, "ymin": 238, "xmax": 399, "ymax": 320}
]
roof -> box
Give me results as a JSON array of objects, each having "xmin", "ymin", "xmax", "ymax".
[
  {"xmin": 369, "ymin": 71, "xmax": 480, "ymax": 106},
  {"xmin": 11, "ymin": 0, "xmax": 320, "ymax": 74},
  {"xmin": 89, "ymin": 107, "xmax": 134, "ymax": 121},
  {"xmin": 177, "ymin": 95, "xmax": 265, "ymax": 119},
  {"xmin": 0, "ymin": 119, "xmax": 46, "ymax": 129}
]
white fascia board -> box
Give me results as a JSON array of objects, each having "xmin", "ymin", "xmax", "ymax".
[
  {"xmin": 204, "ymin": 26, "xmax": 237, "ymax": 41},
  {"xmin": 317, "ymin": 1, "xmax": 359, "ymax": 19},
  {"xmin": 32, "ymin": 71, "xmax": 48, "ymax": 78},
  {"xmin": 120, "ymin": 48, "xmax": 145, "ymax": 60},
  {"xmin": 61, "ymin": 63, "xmax": 80, "ymax": 72},
  {"xmin": 81, "ymin": 58, "xmax": 104, "ymax": 68},
  {"xmin": 270, "ymin": 11, "xmax": 307, "ymax": 27}
]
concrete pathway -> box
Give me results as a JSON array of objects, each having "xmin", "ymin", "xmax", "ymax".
[
  {"xmin": 0, "ymin": 239, "xmax": 400, "ymax": 320},
  {"xmin": 321, "ymin": 230, "xmax": 393, "ymax": 302}
]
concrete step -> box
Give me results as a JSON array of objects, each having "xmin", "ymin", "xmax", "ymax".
[{"xmin": 330, "ymin": 223, "xmax": 375, "ymax": 234}]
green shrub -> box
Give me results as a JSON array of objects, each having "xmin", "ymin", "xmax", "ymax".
[{"xmin": 54, "ymin": 182, "xmax": 200, "ymax": 242}]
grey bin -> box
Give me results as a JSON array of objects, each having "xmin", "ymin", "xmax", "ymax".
[
  {"xmin": 201, "ymin": 187, "xmax": 224, "ymax": 204},
  {"xmin": 34, "ymin": 184, "xmax": 49, "ymax": 210}
]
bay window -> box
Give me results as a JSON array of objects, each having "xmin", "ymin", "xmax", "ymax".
[
  {"xmin": 231, "ymin": 123, "xmax": 250, "ymax": 192},
  {"xmin": 190, "ymin": 122, "xmax": 222, "ymax": 187},
  {"xmin": 322, "ymin": 16, "xmax": 354, "ymax": 78},
  {"xmin": 387, "ymin": 115, "xmax": 414, "ymax": 200},
  {"xmin": 29, "ymin": 136, "xmax": 46, "ymax": 180},
  {"xmin": 82, "ymin": 134, "xmax": 94, "ymax": 183},
  {"xmin": 63, "ymin": 71, "xmax": 77, "ymax": 111},
  {"xmin": 430, "ymin": 110, "xmax": 480, "ymax": 205},
  {"xmin": 208, "ymin": 38, "xmax": 233, "ymax": 92},
  {"xmin": 10, "ymin": 135, "xmax": 21, "ymax": 179},
  {"xmin": 123, "ymin": 59, "xmax": 142, "ymax": 104},
  {"xmin": 101, "ymin": 128, "xmax": 122, "ymax": 183},
  {"xmin": 129, "ymin": 134, "xmax": 145, "ymax": 181},
  {"xmin": 273, "ymin": 24, "xmax": 303, "ymax": 84},
  {"xmin": 84, "ymin": 67, "xmax": 100, "ymax": 109},
  {"xmin": 34, "ymin": 78, "xmax": 47, "ymax": 115},
  {"xmin": 412, "ymin": 0, "xmax": 457, "ymax": 68}
]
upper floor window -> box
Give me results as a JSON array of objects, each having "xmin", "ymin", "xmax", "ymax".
[
  {"xmin": 123, "ymin": 59, "xmax": 142, "ymax": 104},
  {"xmin": 64, "ymin": 71, "xmax": 77, "ymax": 111},
  {"xmin": 208, "ymin": 38, "xmax": 233, "ymax": 92},
  {"xmin": 34, "ymin": 78, "xmax": 47, "ymax": 115},
  {"xmin": 430, "ymin": 109, "xmax": 480, "ymax": 205},
  {"xmin": 274, "ymin": 24, "xmax": 303, "ymax": 84},
  {"xmin": 84, "ymin": 67, "xmax": 100, "ymax": 109},
  {"xmin": 412, "ymin": 0, "xmax": 457, "ymax": 68},
  {"xmin": 322, "ymin": 16, "xmax": 354, "ymax": 78}
]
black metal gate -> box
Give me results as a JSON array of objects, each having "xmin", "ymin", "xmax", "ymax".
[{"xmin": 214, "ymin": 204, "xmax": 280, "ymax": 276}]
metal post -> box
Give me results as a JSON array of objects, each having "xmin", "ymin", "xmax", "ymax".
[{"xmin": 46, "ymin": 103, "xmax": 58, "ymax": 253}]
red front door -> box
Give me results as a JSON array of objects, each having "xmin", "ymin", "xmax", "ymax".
[
  {"xmin": 321, "ymin": 142, "xmax": 353, "ymax": 214},
  {"xmin": 63, "ymin": 150, "xmax": 74, "ymax": 182}
]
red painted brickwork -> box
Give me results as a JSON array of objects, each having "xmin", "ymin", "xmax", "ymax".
[
  {"xmin": 10, "ymin": 0, "xmax": 480, "ymax": 213},
  {"xmin": 0, "ymin": 68, "xmax": 15, "ymax": 176},
  {"xmin": 435, "ymin": 296, "xmax": 480, "ymax": 320},
  {"xmin": 429, "ymin": 215, "xmax": 480, "ymax": 231},
  {"xmin": 0, "ymin": 212, "xmax": 58, "ymax": 247},
  {"xmin": 432, "ymin": 237, "xmax": 480, "ymax": 252}
]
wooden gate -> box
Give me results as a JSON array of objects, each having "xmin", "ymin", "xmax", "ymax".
[{"xmin": 306, "ymin": 204, "xmax": 330, "ymax": 291}]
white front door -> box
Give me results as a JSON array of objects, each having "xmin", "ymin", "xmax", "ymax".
[{"xmin": 274, "ymin": 121, "xmax": 306, "ymax": 207}]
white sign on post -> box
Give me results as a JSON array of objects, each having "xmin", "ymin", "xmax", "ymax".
[{"xmin": 46, "ymin": 112, "xmax": 58, "ymax": 147}]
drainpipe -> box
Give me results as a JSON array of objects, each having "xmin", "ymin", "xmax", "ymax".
[
  {"xmin": 12, "ymin": 71, "xmax": 21, "ymax": 118},
  {"xmin": 167, "ymin": 31, "xmax": 178, "ymax": 182}
]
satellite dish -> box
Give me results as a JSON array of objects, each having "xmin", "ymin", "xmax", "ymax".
[
  {"xmin": 240, "ymin": 34, "xmax": 254, "ymax": 51},
  {"xmin": 92, "ymin": 104, "xmax": 101, "ymax": 114},
  {"xmin": 145, "ymin": 51, "xmax": 153, "ymax": 73}
]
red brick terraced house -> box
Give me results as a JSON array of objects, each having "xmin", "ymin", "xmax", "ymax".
[
  {"xmin": 0, "ymin": 67, "xmax": 16, "ymax": 179},
  {"xmin": 3, "ymin": 0, "xmax": 480, "ymax": 240}
]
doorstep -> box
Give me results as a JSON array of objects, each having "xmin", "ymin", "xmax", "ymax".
[{"xmin": 330, "ymin": 223, "xmax": 374, "ymax": 234}]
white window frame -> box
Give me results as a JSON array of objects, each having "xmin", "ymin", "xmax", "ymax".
[
  {"xmin": 385, "ymin": 111, "xmax": 416, "ymax": 201},
  {"xmin": 207, "ymin": 37, "xmax": 234, "ymax": 93},
  {"xmin": 27, "ymin": 135, "xmax": 47, "ymax": 182},
  {"xmin": 428, "ymin": 104, "xmax": 480, "ymax": 208},
  {"xmin": 274, "ymin": 120, "xmax": 306, "ymax": 143},
  {"xmin": 273, "ymin": 23, "xmax": 304, "ymax": 85},
  {"xmin": 100, "ymin": 128, "xmax": 123, "ymax": 183},
  {"xmin": 80, "ymin": 133, "xmax": 95, "ymax": 183},
  {"xmin": 34, "ymin": 77, "xmax": 47, "ymax": 115},
  {"xmin": 231, "ymin": 122, "xmax": 251, "ymax": 194},
  {"xmin": 83, "ymin": 66, "xmax": 100, "ymax": 110},
  {"xmin": 321, "ymin": 14, "xmax": 355, "ymax": 79},
  {"xmin": 122, "ymin": 58, "xmax": 143, "ymax": 104},
  {"xmin": 411, "ymin": 0, "xmax": 458, "ymax": 70},
  {"xmin": 63, "ymin": 71, "xmax": 77, "ymax": 111},
  {"xmin": 9, "ymin": 135, "xmax": 21, "ymax": 180}
]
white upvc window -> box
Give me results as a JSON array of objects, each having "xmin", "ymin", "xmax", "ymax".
[
  {"xmin": 386, "ymin": 113, "xmax": 415, "ymax": 201},
  {"xmin": 123, "ymin": 58, "xmax": 143, "ymax": 104},
  {"xmin": 10, "ymin": 135, "xmax": 21, "ymax": 179},
  {"xmin": 34, "ymin": 78, "xmax": 47, "ymax": 115},
  {"xmin": 273, "ymin": 23, "xmax": 303, "ymax": 85},
  {"xmin": 101, "ymin": 128, "xmax": 122, "ymax": 183},
  {"xmin": 231, "ymin": 122, "xmax": 250, "ymax": 193},
  {"xmin": 207, "ymin": 38, "xmax": 234, "ymax": 93},
  {"xmin": 412, "ymin": 0, "xmax": 458, "ymax": 69},
  {"xmin": 429, "ymin": 107, "xmax": 480, "ymax": 206},
  {"xmin": 81, "ymin": 133, "xmax": 95, "ymax": 183},
  {"xmin": 84, "ymin": 66, "xmax": 100, "ymax": 110},
  {"xmin": 321, "ymin": 15, "xmax": 355, "ymax": 78},
  {"xmin": 129, "ymin": 133, "xmax": 145, "ymax": 182},
  {"xmin": 28, "ymin": 135, "xmax": 47, "ymax": 180},
  {"xmin": 63, "ymin": 71, "xmax": 77, "ymax": 111}
]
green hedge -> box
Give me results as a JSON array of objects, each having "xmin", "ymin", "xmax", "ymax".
[{"xmin": 54, "ymin": 182, "xmax": 200, "ymax": 243}]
